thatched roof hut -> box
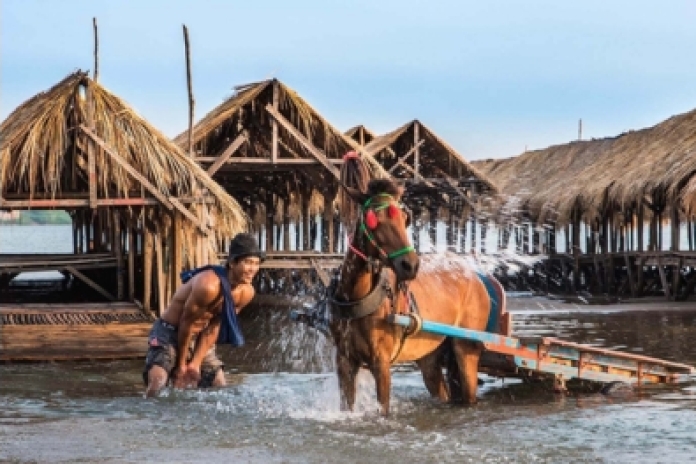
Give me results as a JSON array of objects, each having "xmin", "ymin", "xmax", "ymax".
[
  {"xmin": 173, "ymin": 78, "xmax": 388, "ymax": 229},
  {"xmin": 472, "ymin": 138, "xmax": 618, "ymax": 223},
  {"xmin": 0, "ymin": 70, "xmax": 248, "ymax": 238},
  {"xmin": 474, "ymin": 107, "xmax": 696, "ymax": 225},
  {"xmin": 364, "ymin": 120, "xmax": 498, "ymax": 212},
  {"xmin": 345, "ymin": 124, "xmax": 377, "ymax": 146}
]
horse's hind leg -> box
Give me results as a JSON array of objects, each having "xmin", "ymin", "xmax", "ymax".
[
  {"xmin": 416, "ymin": 350, "xmax": 449, "ymax": 402},
  {"xmin": 451, "ymin": 339, "xmax": 483, "ymax": 405},
  {"xmin": 336, "ymin": 353, "xmax": 359, "ymax": 411}
]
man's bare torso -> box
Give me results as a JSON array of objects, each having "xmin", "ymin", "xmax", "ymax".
[{"xmin": 160, "ymin": 271, "xmax": 225, "ymax": 337}]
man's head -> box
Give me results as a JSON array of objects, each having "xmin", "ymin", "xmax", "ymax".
[{"xmin": 227, "ymin": 233, "xmax": 264, "ymax": 284}]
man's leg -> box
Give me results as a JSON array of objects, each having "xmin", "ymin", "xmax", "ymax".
[
  {"xmin": 199, "ymin": 346, "xmax": 226, "ymax": 388},
  {"xmin": 145, "ymin": 365, "xmax": 169, "ymax": 398}
]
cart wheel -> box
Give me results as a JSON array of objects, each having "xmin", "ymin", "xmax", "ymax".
[{"xmin": 600, "ymin": 381, "xmax": 633, "ymax": 396}]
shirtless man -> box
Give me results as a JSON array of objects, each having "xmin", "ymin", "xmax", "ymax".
[{"xmin": 143, "ymin": 233, "xmax": 264, "ymax": 397}]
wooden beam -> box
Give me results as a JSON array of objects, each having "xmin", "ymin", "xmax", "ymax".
[
  {"xmin": 265, "ymin": 104, "xmax": 341, "ymax": 181},
  {"xmin": 206, "ymin": 132, "xmax": 248, "ymax": 176},
  {"xmin": 439, "ymin": 172, "xmax": 476, "ymax": 210},
  {"xmin": 81, "ymin": 125, "xmax": 208, "ymax": 233},
  {"xmin": 387, "ymin": 139, "xmax": 425, "ymax": 175},
  {"xmin": 310, "ymin": 258, "xmax": 331, "ymax": 286},
  {"xmin": 64, "ymin": 265, "xmax": 116, "ymax": 301},
  {"xmin": 414, "ymin": 122, "xmax": 421, "ymax": 183},
  {"xmin": 272, "ymin": 81, "xmax": 279, "ymax": 164},
  {"xmin": 86, "ymin": 82, "xmax": 98, "ymax": 209},
  {"xmin": 113, "ymin": 209, "xmax": 124, "ymax": 300},
  {"xmin": 81, "ymin": 125, "xmax": 173, "ymax": 208}
]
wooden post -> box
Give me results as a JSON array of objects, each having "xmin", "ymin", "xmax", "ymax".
[
  {"xmin": 183, "ymin": 25, "xmax": 195, "ymax": 157},
  {"xmin": 283, "ymin": 197, "xmax": 291, "ymax": 251},
  {"xmin": 413, "ymin": 122, "xmax": 421, "ymax": 183},
  {"xmin": 458, "ymin": 217, "xmax": 468, "ymax": 253},
  {"xmin": 128, "ymin": 217, "xmax": 135, "ymax": 301},
  {"xmin": 637, "ymin": 203, "xmax": 644, "ymax": 252},
  {"xmin": 93, "ymin": 18, "xmax": 99, "ymax": 81},
  {"xmin": 322, "ymin": 188, "xmax": 336, "ymax": 252},
  {"xmin": 413, "ymin": 210, "xmax": 423, "ymax": 253},
  {"xmin": 446, "ymin": 210, "xmax": 455, "ymax": 251},
  {"xmin": 113, "ymin": 209, "xmax": 123, "ymax": 300},
  {"xmin": 171, "ymin": 212, "xmax": 183, "ymax": 293},
  {"xmin": 429, "ymin": 208, "xmax": 438, "ymax": 252},
  {"xmin": 266, "ymin": 192, "xmax": 274, "ymax": 252},
  {"xmin": 572, "ymin": 212, "xmax": 581, "ymax": 291},
  {"xmin": 303, "ymin": 192, "xmax": 311, "ymax": 250},
  {"xmin": 470, "ymin": 213, "xmax": 477, "ymax": 253},
  {"xmin": 671, "ymin": 203, "xmax": 680, "ymax": 252},
  {"xmin": 272, "ymin": 80, "xmax": 279, "ymax": 163},
  {"xmin": 155, "ymin": 233, "xmax": 166, "ymax": 315},
  {"xmin": 143, "ymin": 221, "xmax": 153, "ymax": 312}
]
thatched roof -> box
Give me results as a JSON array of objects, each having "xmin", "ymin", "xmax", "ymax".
[
  {"xmin": 345, "ymin": 124, "xmax": 377, "ymax": 146},
  {"xmin": 0, "ymin": 71, "xmax": 248, "ymax": 237},
  {"xmin": 472, "ymin": 138, "xmax": 618, "ymax": 222},
  {"xmin": 173, "ymin": 79, "xmax": 387, "ymax": 178},
  {"xmin": 474, "ymin": 107, "xmax": 696, "ymax": 223},
  {"xmin": 364, "ymin": 120, "xmax": 498, "ymax": 193}
]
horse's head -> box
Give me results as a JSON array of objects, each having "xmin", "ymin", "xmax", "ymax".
[{"xmin": 343, "ymin": 179, "xmax": 420, "ymax": 281}]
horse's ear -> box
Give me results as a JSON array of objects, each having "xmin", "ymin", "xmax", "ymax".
[{"xmin": 343, "ymin": 186, "xmax": 369, "ymax": 206}]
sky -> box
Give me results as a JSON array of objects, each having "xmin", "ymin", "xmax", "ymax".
[{"xmin": 2, "ymin": 0, "xmax": 696, "ymax": 160}]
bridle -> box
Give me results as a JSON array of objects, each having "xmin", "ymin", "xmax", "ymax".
[{"xmin": 348, "ymin": 193, "xmax": 415, "ymax": 267}]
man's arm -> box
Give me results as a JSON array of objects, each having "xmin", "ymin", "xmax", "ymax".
[{"xmin": 188, "ymin": 316, "xmax": 221, "ymax": 368}]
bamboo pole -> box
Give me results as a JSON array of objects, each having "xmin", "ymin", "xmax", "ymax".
[
  {"xmin": 156, "ymin": 233, "xmax": 166, "ymax": 315},
  {"xmin": 272, "ymin": 80, "xmax": 279, "ymax": 163},
  {"xmin": 171, "ymin": 212, "xmax": 183, "ymax": 293},
  {"xmin": 128, "ymin": 217, "xmax": 135, "ymax": 301},
  {"xmin": 143, "ymin": 220, "xmax": 153, "ymax": 312},
  {"xmin": 113, "ymin": 209, "xmax": 123, "ymax": 300},
  {"xmin": 93, "ymin": 17, "xmax": 99, "ymax": 81}
]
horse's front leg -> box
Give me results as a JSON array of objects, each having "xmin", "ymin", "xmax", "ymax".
[
  {"xmin": 336, "ymin": 351, "xmax": 359, "ymax": 411},
  {"xmin": 369, "ymin": 357, "xmax": 392, "ymax": 416}
]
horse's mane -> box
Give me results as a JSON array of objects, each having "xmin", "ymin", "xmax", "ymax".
[
  {"xmin": 339, "ymin": 154, "xmax": 371, "ymax": 228},
  {"xmin": 366, "ymin": 179, "xmax": 402, "ymax": 198}
]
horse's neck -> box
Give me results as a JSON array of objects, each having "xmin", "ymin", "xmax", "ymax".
[{"xmin": 337, "ymin": 252, "xmax": 375, "ymax": 301}]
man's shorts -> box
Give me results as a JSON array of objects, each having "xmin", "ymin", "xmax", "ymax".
[{"xmin": 143, "ymin": 318, "xmax": 224, "ymax": 388}]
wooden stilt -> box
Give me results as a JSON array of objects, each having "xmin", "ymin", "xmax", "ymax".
[
  {"xmin": 143, "ymin": 224, "xmax": 153, "ymax": 312},
  {"xmin": 171, "ymin": 212, "xmax": 183, "ymax": 293},
  {"xmin": 128, "ymin": 217, "xmax": 135, "ymax": 302},
  {"xmin": 112, "ymin": 209, "xmax": 123, "ymax": 300},
  {"xmin": 155, "ymin": 233, "xmax": 166, "ymax": 315}
]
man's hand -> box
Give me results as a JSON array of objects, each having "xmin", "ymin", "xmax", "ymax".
[{"xmin": 173, "ymin": 364, "xmax": 201, "ymax": 389}]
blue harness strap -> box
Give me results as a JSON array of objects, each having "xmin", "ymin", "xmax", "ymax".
[
  {"xmin": 180, "ymin": 265, "xmax": 245, "ymax": 347},
  {"xmin": 476, "ymin": 272, "xmax": 501, "ymax": 334}
]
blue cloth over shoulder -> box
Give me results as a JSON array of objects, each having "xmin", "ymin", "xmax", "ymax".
[{"xmin": 180, "ymin": 265, "xmax": 245, "ymax": 347}]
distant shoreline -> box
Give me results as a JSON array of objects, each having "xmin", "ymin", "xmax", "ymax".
[{"xmin": 0, "ymin": 211, "xmax": 71, "ymax": 226}]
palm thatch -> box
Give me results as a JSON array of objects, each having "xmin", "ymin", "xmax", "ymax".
[
  {"xmin": 345, "ymin": 124, "xmax": 377, "ymax": 146},
  {"xmin": 472, "ymin": 138, "xmax": 618, "ymax": 223},
  {"xmin": 0, "ymin": 71, "xmax": 248, "ymax": 238},
  {"xmin": 474, "ymin": 107, "xmax": 696, "ymax": 225},
  {"xmin": 557, "ymin": 108, "xmax": 696, "ymax": 221},
  {"xmin": 173, "ymin": 79, "xmax": 387, "ymax": 178},
  {"xmin": 364, "ymin": 120, "xmax": 498, "ymax": 194}
]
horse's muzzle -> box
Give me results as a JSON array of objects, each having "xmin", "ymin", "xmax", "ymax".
[{"xmin": 391, "ymin": 254, "xmax": 420, "ymax": 281}]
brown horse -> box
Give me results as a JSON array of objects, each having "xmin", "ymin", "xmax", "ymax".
[{"xmin": 329, "ymin": 154, "xmax": 499, "ymax": 416}]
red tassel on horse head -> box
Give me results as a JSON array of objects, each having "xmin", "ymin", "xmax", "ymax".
[{"xmin": 365, "ymin": 210, "xmax": 378, "ymax": 229}]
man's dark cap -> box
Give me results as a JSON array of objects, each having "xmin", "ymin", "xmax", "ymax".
[{"xmin": 227, "ymin": 233, "xmax": 266, "ymax": 262}]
